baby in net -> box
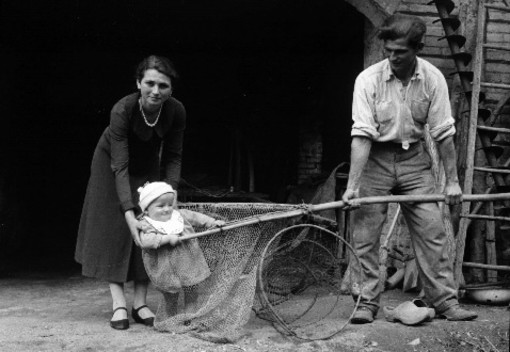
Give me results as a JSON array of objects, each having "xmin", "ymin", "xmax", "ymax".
[{"xmin": 137, "ymin": 181, "xmax": 225, "ymax": 295}]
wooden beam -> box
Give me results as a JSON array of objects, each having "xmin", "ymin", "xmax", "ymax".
[
  {"xmin": 463, "ymin": 262, "xmax": 510, "ymax": 271},
  {"xmin": 455, "ymin": 0, "xmax": 487, "ymax": 283},
  {"xmin": 480, "ymin": 82, "xmax": 510, "ymax": 90}
]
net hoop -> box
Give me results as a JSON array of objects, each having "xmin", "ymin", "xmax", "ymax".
[{"xmin": 257, "ymin": 223, "xmax": 362, "ymax": 341}]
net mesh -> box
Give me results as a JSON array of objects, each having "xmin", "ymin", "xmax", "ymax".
[{"xmin": 151, "ymin": 202, "xmax": 305, "ymax": 343}]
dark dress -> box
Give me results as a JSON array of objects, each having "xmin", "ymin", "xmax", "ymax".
[{"xmin": 75, "ymin": 92, "xmax": 186, "ymax": 282}]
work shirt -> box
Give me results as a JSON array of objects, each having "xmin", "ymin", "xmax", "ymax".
[{"xmin": 351, "ymin": 57, "xmax": 455, "ymax": 148}]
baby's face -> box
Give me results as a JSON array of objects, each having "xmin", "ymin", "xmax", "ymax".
[{"xmin": 147, "ymin": 193, "xmax": 175, "ymax": 221}]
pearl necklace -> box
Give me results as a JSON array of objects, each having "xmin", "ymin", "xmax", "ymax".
[{"xmin": 139, "ymin": 98, "xmax": 162, "ymax": 127}]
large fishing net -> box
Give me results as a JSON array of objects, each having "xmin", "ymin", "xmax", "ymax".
[{"xmin": 150, "ymin": 202, "xmax": 360, "ymax": 342}]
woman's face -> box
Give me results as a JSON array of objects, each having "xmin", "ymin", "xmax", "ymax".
[
  {"xmin": 137, "ymin": 69, "xmax": 173, "ymax": 113},
  {"xmin": 147, "ymin": 193, "xmax": 175, "ymax": 221}
]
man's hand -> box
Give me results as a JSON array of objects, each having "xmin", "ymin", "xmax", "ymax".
[
  {"xmin": 342, "ymin": 137, "xmax": 371, "ymax": 209},
  {"xmin": 437, "ymin": 136, "xmax": 462, "ymax": 206},
  {"xmin": 342, "ymin": 188, "xmax": 359, "ymax": 208},
  {"xmin": 444, "ymin": 181, "xmax": 462, "ymax": 205}
]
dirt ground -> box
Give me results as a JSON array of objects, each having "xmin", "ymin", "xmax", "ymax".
[{"xmin": 0, "ymin": 272, "xmax": 509, "ymax": 352}]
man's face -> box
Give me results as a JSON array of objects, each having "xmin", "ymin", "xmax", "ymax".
[{"xmin": 383, "ymin": 37, "xmax": 421, "ymax": 79}]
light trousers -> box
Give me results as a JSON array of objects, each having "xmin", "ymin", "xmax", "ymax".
[{"xmin": 351, "ymin": 141, "xmax": 458, "ymax": 314}]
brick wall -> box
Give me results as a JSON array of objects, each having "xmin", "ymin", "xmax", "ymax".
[{"xmin": 297, "ymin": 129, "xmax": 323, "ymax": 184}]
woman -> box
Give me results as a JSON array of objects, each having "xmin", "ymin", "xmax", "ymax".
[{"xmin": 75, "ymin": 55, "xmax": 186, "ymax": 330}]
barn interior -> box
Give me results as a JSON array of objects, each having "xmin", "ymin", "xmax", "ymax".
[{"xmin": 0, "ymin": 0, "xmax": 365, "ymax": 274}]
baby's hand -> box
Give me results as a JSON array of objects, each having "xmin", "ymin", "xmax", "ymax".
[
  {"xmin": 213, "ymin": 220, "xmax": 226, "ymax": 227},
  {"xmin": 167, "ymin": 234, "xmax": 180, "ymax": 246}
]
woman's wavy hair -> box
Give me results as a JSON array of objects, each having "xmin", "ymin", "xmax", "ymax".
[
  {"xmin": 377, "ymin": 14, "xmax": 426, "ymax": 49},
  {"xmin": 135, "ymin": 55, "xmax": 179, "ymax": 85}
]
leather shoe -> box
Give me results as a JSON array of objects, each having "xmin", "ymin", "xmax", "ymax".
[
  {"xmin": 437, "ymin": 305, "xmax": 478, "ymax": 321},
  {"xmin": 132, "ymin": 305, "xmax": 155, "ymax": 326},
  {"xmin": 351, "ymin": 306, "xmax": 374, "ymax": 324},
  {"xmin": 110, "ymin": 307, "xmax": 129, "ymax": 330}
]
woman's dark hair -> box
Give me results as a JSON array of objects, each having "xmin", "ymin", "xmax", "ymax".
[
  {"xmin": 377, "ymin": 14, "xmax": 426, "ymax": 49},
  {"xmin": 135, "ymin": 55, "xmax": 179, "ymax": 84}
]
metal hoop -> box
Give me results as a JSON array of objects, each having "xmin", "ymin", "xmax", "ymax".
[{"xmin": 257, "ymin": 223, "xmax": 363, "ymax": 341}]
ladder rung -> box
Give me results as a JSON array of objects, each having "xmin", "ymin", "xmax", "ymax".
[
  {"xmin": 460, "ymin": 214, "xmax": 510, "ymax": 222},
  {"xmin": 481, "ymin": 82, "xmax": 510, "ymax": 90},
  {"xmin": 485, "ymin": 3, "xmax": 510, "ymax": 12},
  {"xmin": 474, "ymin": 166, "xmax": 510, "ymax": 174},
  {"xmin": 483, "ymin": 43, "xmax": 510, "ymax": 52},
  {"xmin": 462, "ymin": 262, "xmax": 510, "ymax": 271},
  {"xmin": 477, "ymin": 125, "xmax": 510, "ymax": 134}
]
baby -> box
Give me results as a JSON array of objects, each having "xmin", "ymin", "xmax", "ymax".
[{"xmin": 137, "ymin": 181, "xmax": 224, "ymax": 295}]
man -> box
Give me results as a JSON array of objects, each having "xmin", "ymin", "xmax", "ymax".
[{"xmin": 342, "ymin": 14, "xmax": 477, "ymax": 324}]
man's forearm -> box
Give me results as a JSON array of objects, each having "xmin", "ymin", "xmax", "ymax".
[
  {"xmin": 437, "ymin": 136, "xmax": 459, "ymax": 184},
  {"xmin": 346, "ymin": 136, "xmax": 372, "ymax": 190}
]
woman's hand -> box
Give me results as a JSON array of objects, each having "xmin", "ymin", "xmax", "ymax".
[
  {"xmin": 140, "ymin": 232, "xmax": 160, "ymax": 249},
  {"xmin": 125, "ymin": 210, "xmax": 142, "ymax": 247}
]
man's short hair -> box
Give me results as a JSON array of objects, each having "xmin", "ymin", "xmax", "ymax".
[{"xmin": 377, "ymin": 14, "xmax": 427, "ymax": 49}]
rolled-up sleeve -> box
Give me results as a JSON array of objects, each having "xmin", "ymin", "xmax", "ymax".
[
  {"xmin": 427, "ymin": 72, "xmax": 456, "ymax": 141},
  {"xmin": 351, "ymin": 74, "xmax": 379, "ymax": 140}
]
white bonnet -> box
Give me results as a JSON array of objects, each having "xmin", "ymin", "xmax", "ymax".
[{"xmin": 138, "ymin": 182, "xmax": 176, "ymax": 212}]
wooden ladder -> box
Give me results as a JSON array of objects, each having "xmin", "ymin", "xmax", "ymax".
[{"xmin": 430, "ymin": 0, "xmax": 510, "ymax": 283}]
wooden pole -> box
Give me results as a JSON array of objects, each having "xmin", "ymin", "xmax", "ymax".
[
  {"xmin": 485, "ymin": 201, "xmax": 498, "ymax": 281},
  {"xmin": 462, "ymin": 262, "xmax": 510, "ymax": 271},
  {"xmin": 179, "ymin": 192, "xmax": 510, "ymax": 241},
  {"xmin": 455, "ymin": 0, "xmax": 487, "ymax": 285},
  {"xmin": 379, "ymin": 205, "xmax": 401, "ymax": 287}
]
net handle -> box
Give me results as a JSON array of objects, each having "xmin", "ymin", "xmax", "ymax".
[{"xmin": 179, "ymin": 192, "xmax": 510, "ymax": 242}]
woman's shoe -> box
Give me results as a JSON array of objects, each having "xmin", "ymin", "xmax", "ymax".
[
  {"xmin": 132, "ymin": 305, "xmax": 155, "ymax": 326},
  {"xmin": 110, "ymin": 307, "xmax": 129, "ymax": 330}
]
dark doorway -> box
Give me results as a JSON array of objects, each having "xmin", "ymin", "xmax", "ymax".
[{"xmin": 0, "ymin": 0, "xmax": 364, "ymax": 274}]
